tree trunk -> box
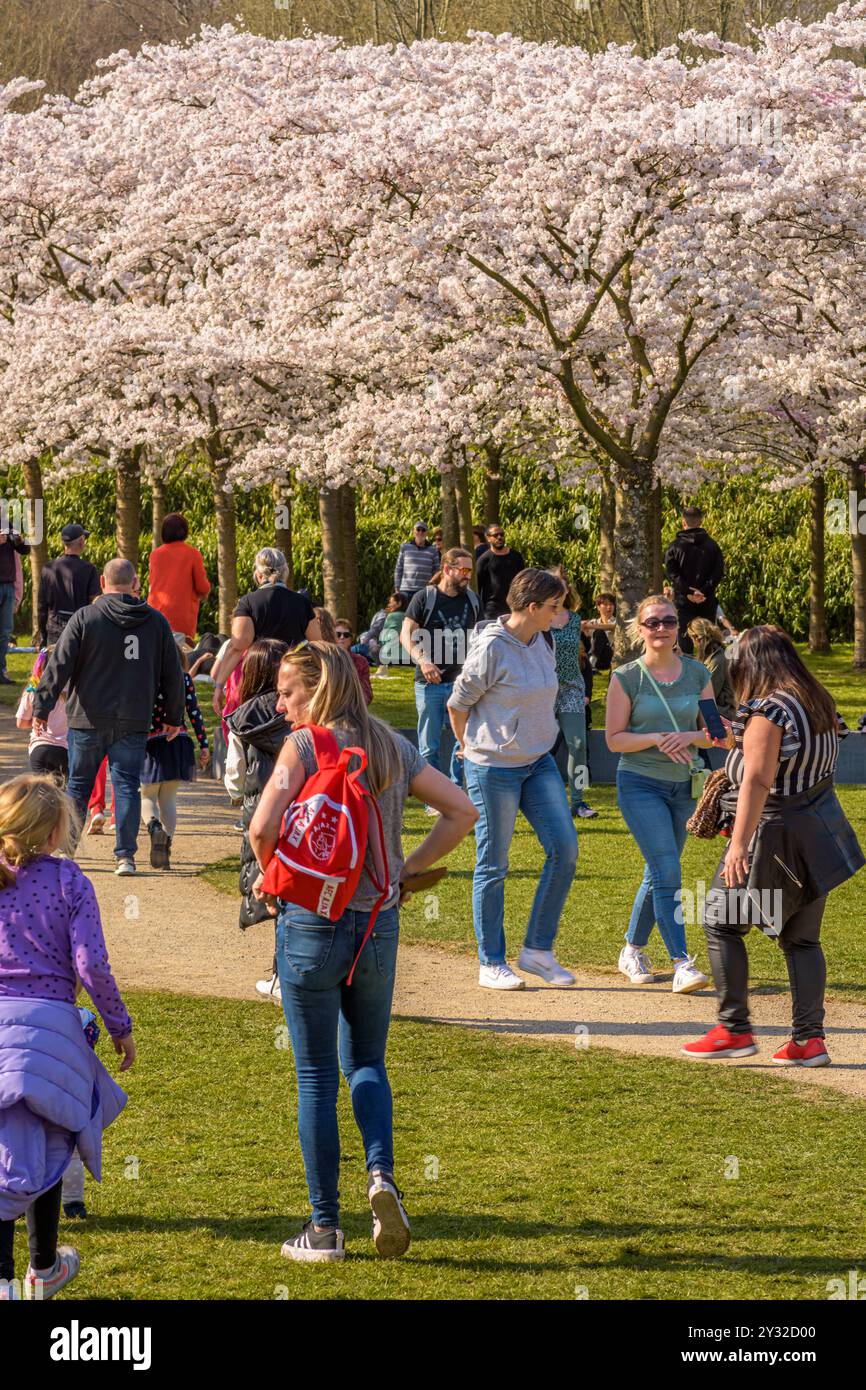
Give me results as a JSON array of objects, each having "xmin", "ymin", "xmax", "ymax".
[
  {"xmin": 23, "ymin": 456, "xmax": 49, "ymax": 646},
  {"xmin": 339, "ymin": 483, "xmax": 357, "ymax": 631},
  {"xmin": 849, "ymin": 458, "xmax": 866, "ymax": 669},
  {"xmin": 452, "ymin": 462, "xmax": 474, "ymax": 550},
  {"xmin": 808, "ymin": 474, "xmax": 830, "ymax": 653},
  {"xmin": 612, "ymin": 462, "xmax": 653, "ymax": 664},
  {"xmin": 208, "ymin": 455, "xmax": 237, "ymax": 634},
  {"xmin": 440, "ymin": 470, "xmax": 459, "ymax": 551},
  {"xmin": 273, "ymin": 478, "xmax": 294, "ymax": 588},
  {"xmin": 150, "ymin": 472, "xmax": 167, "ymax": 554},
  {"xmin": 649, "ymin": 478, "xmax": 663, "ymax": 593},
  {"xmin": 598, "ymin": 468, "xmax": 616, "ymax": 593},
  {"xmin": 319, "ymin": 485, "xmax": 348, "ymax": 620},
  {"xmin": 115, "ymin": 447, "xmax": 142, "ymax": 569},
  {"xmin": 483, "ymin": 444, "xmax": 502, "ymax": 526}
]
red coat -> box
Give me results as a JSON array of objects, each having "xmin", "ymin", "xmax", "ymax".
[{"xmin": 148, "ymin": 541, "xmax": 210, "ymax": 642}]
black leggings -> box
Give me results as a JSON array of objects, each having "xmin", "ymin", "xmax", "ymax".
[
  {"xmin": 29, "ymin": 745, "xmax": 69, "ymax": 786},
  {"xmin": 703, "ymin": 852, "xmax": 828, "ymax": 1038},
  {"xmin": 0, "ymin": 1180, "xmax": 62, "ymax": 1282}
]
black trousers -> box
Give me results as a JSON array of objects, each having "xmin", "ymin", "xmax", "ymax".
[
  {"xmin": 0, "ymin": 1179, "xmax": 62, "ymax": 1282},
  {"xmin": 703, "ymin": 852, "xmax": 828, "ymax": 1038},
  {"xmin": 29, "ymin": 744, "xmax": 69, "ymax": 786},
  {"xmin": 675, "ymin": 598, "xmax": 717, "ymax": 654}
]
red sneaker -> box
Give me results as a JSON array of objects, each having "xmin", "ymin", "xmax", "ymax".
[
  {"xmin": 682, "ymin": 1025, "xmax": 758, "ymax": 1060},
  {"xmin": 772, "ymin": 1038, "xmax": 831, "ymax": 1068}
]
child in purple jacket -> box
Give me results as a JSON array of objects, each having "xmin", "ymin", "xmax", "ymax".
[{"xmin": 0, "ymin": 775, "xmax": 134, "ymax": 1301}]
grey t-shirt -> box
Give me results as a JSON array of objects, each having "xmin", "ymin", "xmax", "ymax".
[{"xmin": 289, "ymin": 723, "xmax": 425, "ymax": 911}]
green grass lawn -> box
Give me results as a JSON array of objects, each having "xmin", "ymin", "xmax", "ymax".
[{"xmin": 14, "ymin": 990, "xmax": 866, "ymax": 1301}]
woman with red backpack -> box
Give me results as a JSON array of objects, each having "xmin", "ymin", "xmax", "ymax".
[{"xmin": 249, "ymin": 642, "xmax": 476, "ymax": 1265}]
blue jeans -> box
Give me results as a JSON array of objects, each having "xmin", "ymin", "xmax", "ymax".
[
  {"xmin": 0, "ymin": 582, "xmax": 15, "ymax": 674},
  {"xmin": 67, "ymin": 728, "xmax": 148, "ymax": 861},
  {"xmin": 277, "ymin": 904, "xmax": 399, "ymax": 1228},
  {"xmin": 464, "ymin": 755, "xmax": 578, "ymax": 966},
  {"xmin": 557, "ymin": 709, "xmax": 589, "ymax": 808},
  {"xmin": 415, "ymin": 679, "xmax": 462, "ymax": 786},
  {"xmin": 616, "ymin": 769, "xmax": 693, "ymax": 961}
]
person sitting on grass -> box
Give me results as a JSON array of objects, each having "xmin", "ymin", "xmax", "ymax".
[
  {"xmin": 315, "ymin": 608, "xmax": 373, "ymax": 705},
  {"xmin": 374, "ymin": 592, "xmax": 408, "ymax": 677},
  {"xmin": 0, "ymin": 776, "xmax": 134, "ymax": 1301},
  {"xmin": 249, "ymin": 643, "xmax": 477, "ymax": 1265}
]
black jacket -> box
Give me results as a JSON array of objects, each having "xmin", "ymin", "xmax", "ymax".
[
  {"xmin": 717, "ymin": 777, "xmax": 864, "ymax": 935},
  {"xmin": 225, "ymin": 690, "xmax": 291, "ymax": 929},
  {"xmin": 33, "ymin": 593, "xmax": 185, "ymax": 733},
  {"xmin": 37, "ymin": 553, "xmax": 100, "ymax": 646},
  {"xmin": 664, "ymin": 527, "xmax": 724, "ymax": 603},
  {"xmin": 0, "ymin": 531, "xmax": 29, "ymax": 585}
]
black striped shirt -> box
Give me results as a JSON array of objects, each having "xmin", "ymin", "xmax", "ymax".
[{"xmin": 725, "ymin": 691, "xmax": 840, "ymax": 796}]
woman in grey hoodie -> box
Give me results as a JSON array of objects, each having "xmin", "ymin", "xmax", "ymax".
[{"xmin": 447, "ymin": 569, "xmax": 578, "ymax": 990}]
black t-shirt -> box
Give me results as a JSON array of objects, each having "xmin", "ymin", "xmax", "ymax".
[
  {"xmin": 476, "ymin": 548, "xmax": 525, "ymax": 618},
  {"xmin": 234, "ymin": 584, "xmax": 316, "ymax": 646},
  {"xmin": 405, "ymin": 587, "xmax": 478, "ymax": 684}
]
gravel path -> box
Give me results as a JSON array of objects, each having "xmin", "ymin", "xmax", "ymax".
[{"xmin": 3, "ymin": 708, "xmax": 866, "ymax": 1102}]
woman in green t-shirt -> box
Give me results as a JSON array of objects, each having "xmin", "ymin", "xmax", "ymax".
[{"xmin": 606, "ymin": 595, "xmax": 727, "ymax": 994}]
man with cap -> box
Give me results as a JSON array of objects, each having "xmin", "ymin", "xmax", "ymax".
[
  {"xmin": 37, "ymin": 523, "xmax": 100, "ymax": 649},
  {"xmin": 0, "ymin": 521, "xmax": 30, "ymax": 684},
  {"xmin": 394, "ymin": 521, "xmax": 439, "ymax": 604}
]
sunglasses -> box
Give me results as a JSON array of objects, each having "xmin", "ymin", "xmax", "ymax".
[
  {"xmin": 488, "ymin": 532, "xmax": 504, "ymax": 539},
  {"xmin": 336, "ymin": 631, "xmax": 352, "ymax": 639},
  {"xmin": 449, "ymin": 565, "xmax": 473, "ymax": 575},
  {"xmin": 641, "ymin": 617, "xmax": 678, "ymax": 631}
]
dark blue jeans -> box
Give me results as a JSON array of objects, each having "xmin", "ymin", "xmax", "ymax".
[
  {"xmin": 67, "ymin": 728, "xmax": 148, "ymax": 861},
  {"xmin": 0, "ymin": 581, "xmax": 15, "ymax": 674},
  {"xmin": 276, "ymin": 903, "xmax": 399, "ymax": 1228},
  {"xmin": 616, "ymin": 769, "xmax": 693, "ymax": 960}
]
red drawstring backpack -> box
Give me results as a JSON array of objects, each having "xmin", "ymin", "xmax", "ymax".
[{"xmin": 259, "ymin": 724, "xmax": 390, "ymax": 984}]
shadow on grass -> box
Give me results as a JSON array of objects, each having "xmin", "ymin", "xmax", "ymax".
[
  {"xmin": 395, "ymin": 1011, "xmax": 866, "ymax": 1047},
  {"xmin": 80, "ymin": 1212, "xmax": 851, "ymax": 1278}
]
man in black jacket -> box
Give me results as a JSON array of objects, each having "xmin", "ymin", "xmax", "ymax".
[
  {"xmin": 37, "ymin": 523, "xmax": 100, "ymax": 647},
  {"xmin": 34, "ymin": 557, "xmax": 185, "ymax": 875},
  {"xmin": 664, "ymin": 506, "xmax": 724, "ymax": 654}
]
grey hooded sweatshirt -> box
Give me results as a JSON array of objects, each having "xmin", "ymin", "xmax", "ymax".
[{"xmin": 447, "ymin": 617, "xmax": 559, "ymax": 767}]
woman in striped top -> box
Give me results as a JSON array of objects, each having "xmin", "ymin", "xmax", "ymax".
[{"xmin": 684, "ymin": 626, "xmax": 864, "ymax": 1066}]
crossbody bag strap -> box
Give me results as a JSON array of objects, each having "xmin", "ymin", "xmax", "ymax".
[{"xmin": 638, "ymin": 658, "xmax": 701, "ymax": 773}]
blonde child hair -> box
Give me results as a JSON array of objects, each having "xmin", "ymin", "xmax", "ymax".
[{"xmin": 0, "ymin": 775, "xmax": 79, "ymax": 889}]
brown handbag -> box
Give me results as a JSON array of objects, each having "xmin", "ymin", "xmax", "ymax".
[{"xmin": 686, "ymin": 768, "xmax": 731, "ymax": 838}]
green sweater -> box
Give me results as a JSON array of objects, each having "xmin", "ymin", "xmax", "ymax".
[{"xmin": 612, "ymin": 655, "xmax": 711, "ymax": 782}]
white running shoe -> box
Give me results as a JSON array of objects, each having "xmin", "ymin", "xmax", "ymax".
[
  {"xmin": 368, "ymin": 1170, "xmax": 411, "ymax": 1258},
  {"xmin": 87, "ymin": 811, "xmax": 106, "ymax": 836},
  {"xmin": 672, "ymin": 956, "xmax": 709, "ymax": 994},
  {"xmin": 618, "ymin": 945, "xmax": 655, "ymax": 985},
  {"xmin": 516, "ymin": 947, "xmax": 575, "ymax": 986},
  {"xmin": 478, "ymin": 963, "xmax": 525, "ymax": 990},
  {"xmin": 114, "ymin": 858, "xmax": 136, "ymax": 876},
  {"xmin": 255, "ymin": 974, "xmax": 282, "ymax": 1004},
  {"xmin": 423, "ymin": 804, "xmax": 439, "ymax": 817},
  {"xmin": 24, "ymin": 1247, "xmax": 80, "ymax": 1300}
]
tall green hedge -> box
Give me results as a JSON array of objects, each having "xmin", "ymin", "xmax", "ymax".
[{"xmin": 7, "ymin": 464, "xmax": 854, "ymax": 641}]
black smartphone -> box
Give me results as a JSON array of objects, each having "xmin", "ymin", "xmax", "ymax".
[{"xmin": 698, "ymin": 697, "xmax": 727, "ymax": 742}]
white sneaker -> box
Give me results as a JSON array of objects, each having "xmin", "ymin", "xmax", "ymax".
[
  {"xmin": 87, "ymin": 811, "xmax": 106, "ymax": 836},
  {"xmin": 24, "ymin": 1246, "xmax": 80, "ymax": 1299},
  {"xmin": 368, "ymin": 1170, "xmax": 411, "ymax": 1258},
  {"xmin": 424, "ymin": 804, "xmax": 439, "ymax": 817},
  {"xmin": 517, "ymin": 947, "xmax": 575, "ymax": 986},
  {"xmin": 478, "ymin": 963, "xmax": 525, "ymax": 990},
  {"xmin": 255, "ymin": 974, "xmax": 282, "ymax": 1004},
  {"xmin": 672, "ymin": 956, "xmax": 709, "ymax": 994},
  {"xmin": 618, "ymin": 945, "xmax": 655, "ymax": 985},
  {"xmin": 115, "ymin": 858, "xmax": 136, "ymax": 876}
]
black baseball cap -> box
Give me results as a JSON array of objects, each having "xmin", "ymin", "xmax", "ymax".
[
  {"xmin": 413, "ymin": 521, "xmax": 428, "ymax": 532},
  {"xmin": 61, "ymin": 524, "xmax": 89, "ymax": 543}
]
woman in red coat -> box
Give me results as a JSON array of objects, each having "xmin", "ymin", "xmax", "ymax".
[{"xmin": 148, "ymin": 513, "xmax": 211, "ymax": 643}]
